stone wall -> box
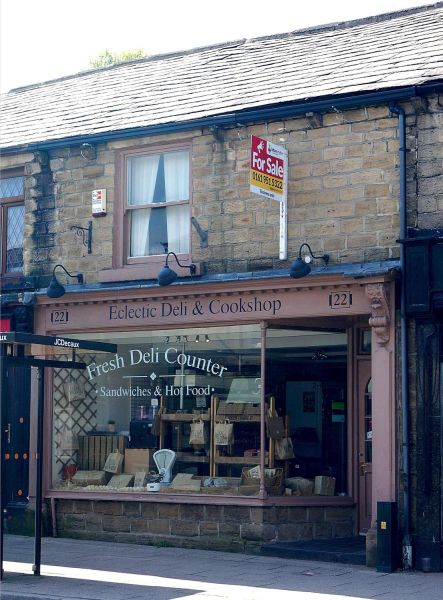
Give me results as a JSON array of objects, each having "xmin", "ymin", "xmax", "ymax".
[
  {"xmin": 20, "ymin": 100, "xmax": 417, "ymax": 287},
  {"xmin": 54, "ymin": 499, "xmax": 355, "ymax": 554}
]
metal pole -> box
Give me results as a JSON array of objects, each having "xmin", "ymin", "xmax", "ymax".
[
  {"xmin": 33, "ymin": 366, "xmax": 44, "ymax": 576},
  {"xmin": 389, "ymin": 103, "xmax": 412, "ymax": 569},
  {"xmin": 259, "ymin": 322, "xmax": 268, "ymax": 500},
  {"xmin": 0, "ymin": 345, "xmax": 6, "ymax": 581}
]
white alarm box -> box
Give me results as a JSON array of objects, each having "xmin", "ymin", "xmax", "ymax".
[{"xmin": 92, "ymin": 189, "xmax": 107, "ymax": 217}]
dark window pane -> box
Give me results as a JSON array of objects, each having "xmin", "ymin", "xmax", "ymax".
[{"xmin": 6, "ymin": 204, "xmax": 25, "ymax": 273}]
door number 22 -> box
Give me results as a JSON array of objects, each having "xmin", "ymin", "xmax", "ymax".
[{"xmin": 329, "ymin": 291, "xmax": 352, "ymax": 309}]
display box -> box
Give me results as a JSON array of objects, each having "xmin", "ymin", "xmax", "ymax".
[
  {"xmin": 108, "ymin": 474, "xmax": 134, "ymax": 488},
  {"xmin": 314, "ymin": 475, "xmax": 336, "ymax": 496},
  {"xmin": 72, "ymin": 471, "xmax": 107, "ymax": 487},
  {"xmin": 124, "ymin": 448, "xmax": 153, "ymax": 474}
]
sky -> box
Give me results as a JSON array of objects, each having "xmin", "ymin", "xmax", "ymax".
[{"xmin": 0, "ymin": 0, "xmax": 435, "ymax": 94}]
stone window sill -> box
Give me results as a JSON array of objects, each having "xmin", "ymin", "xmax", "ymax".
[{"xmin": 46, "ymin": 489, "xmax": 355, "ymax": 507}]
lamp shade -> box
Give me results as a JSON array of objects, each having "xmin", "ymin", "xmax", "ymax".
[
  {"xmin": 46, "ymin": 276, "xmax": 66, "ymax": 298},
  {"xmin": 289, "ymin": 257, "xmax": 311, "ymax": 279},
  {"xmin": 158, "ymin": 265, "xmax": 178, "ymax": 286}
]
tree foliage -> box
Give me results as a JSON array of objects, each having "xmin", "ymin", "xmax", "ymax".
[{"xmin": 86, "ymin": 49, "xmax": 150, "ymax": 69}]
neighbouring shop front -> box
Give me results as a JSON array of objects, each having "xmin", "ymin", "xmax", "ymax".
[{"xmin": 34, "ymin": 271, "xmax": 397, "ymax": 554}]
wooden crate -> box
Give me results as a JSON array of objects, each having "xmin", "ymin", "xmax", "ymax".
[{"xmin": 78, "ymin": 435, "xmax": 128, "ymax": 471}]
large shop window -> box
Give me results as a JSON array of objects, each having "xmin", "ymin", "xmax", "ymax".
[
  {"xmin": 52, "ymin": 325, "xmax": 348, "ymax": 497},
  {"xmin": 0, "ymin": 170, "xmax": 24, "ymax": 275}
]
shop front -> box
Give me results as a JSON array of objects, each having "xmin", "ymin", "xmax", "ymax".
[{"xmin": 34, "ymin": 270, "xmax": 397, "ymax": 554}]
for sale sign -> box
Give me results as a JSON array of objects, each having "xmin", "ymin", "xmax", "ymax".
[{"xmin": 250, "ymin": 135, "xmax": 288, "ymax": 201}]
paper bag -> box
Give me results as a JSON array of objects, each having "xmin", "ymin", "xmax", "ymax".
[
  {"xmin": 275, "ymin": 437, "xmax": 294, "ymax": 460},
  {"xmin": 60, "ymin": 428, "xmax": 79, "ymax": 452},
  {"xmin": 214, "ymin": 421, "xmax": 234, "ymax": 446},
  {"xmin": 265, "ymin": 414, "xmax": 285, "ymax": 439},
  {"xmin": 189, "ymin": 420, "xmax": 207, "ymax": 445},
  {"xmin": 64, "ymin": 380, "xmax": 85, "ymax": 402},
  {"xmin": 104, "ymin": 449, "xmax": 124, "ymax": 474}
]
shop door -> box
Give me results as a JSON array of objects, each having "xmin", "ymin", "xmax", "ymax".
[
  {"xmin": 358, "ymin": 360, "xmax": 372, "ymax": 533},
  {"xmin": 2, "ymin": 365, "xmax": 31, "ymax": 506}
]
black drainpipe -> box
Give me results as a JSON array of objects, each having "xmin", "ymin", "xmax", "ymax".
[{"xmin": 389, "ymin": 102, "xmax": 412, "ymax": 568}]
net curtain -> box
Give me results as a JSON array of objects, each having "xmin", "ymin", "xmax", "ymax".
[{"xmin": 128, "ymin": 151, "xmax": 189, "ymax": 257}]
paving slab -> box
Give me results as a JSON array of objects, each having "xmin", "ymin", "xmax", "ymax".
[{"xmin": 1, "ymin": 536, "xmax": 443, "ymax": 600}]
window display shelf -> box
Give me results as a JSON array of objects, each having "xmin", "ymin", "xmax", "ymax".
[
  {"xmin": 214, "ymin": 455, "xmax": 268, "ymax": 466},
  {"xmin": 161, "ymin": 412, "xmax": 210, "ymax": 422},
  {"xmin": 176, "ymin": 452, "xmax": 209, "ymax": 463},
  {"xmin": 213, "ymin": 415, "xmax": 261, "ymax": 423}
]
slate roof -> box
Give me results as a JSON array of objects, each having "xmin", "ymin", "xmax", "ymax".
[{"xmin": 1, "ymin": 4, "xmax": 443, "ymax": 150}]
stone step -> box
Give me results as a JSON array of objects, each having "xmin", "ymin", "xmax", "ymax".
[{"xmin": 260, "ymin": 536, "xmax": 366, "ymax": 566}]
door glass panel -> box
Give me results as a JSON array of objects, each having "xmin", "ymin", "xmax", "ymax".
[
  {"xmin": 364, "ymin": 378, "xmax": 372, "ymax": 461},
  {"xmin": 2, "ymin": 365, "xmax": 34, "ymax": 571}
]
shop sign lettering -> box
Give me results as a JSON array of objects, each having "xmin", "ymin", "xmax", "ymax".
[
  {"xmin": 87, "ymin": 348, "xmax": 227, "ymax": 381},
  {"xmin": 98, "ymin": 384, "xmax": 213, "ymax": 398},
  {"xmin": 54, "ymin": 338, "xmax": 80, "ymax": 348},
  {"xmin": 108, "ymin": 296, "xmax": 282, "ymax": 322}
]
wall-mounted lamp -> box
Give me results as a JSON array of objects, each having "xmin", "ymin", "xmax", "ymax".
[
  {"xmin": 205, "ymin": 335, "xmax": 210, "ymax": 343},
  {"xmin": 157, "ymin": 252, "xmax": 196, "ymax": 286},
  {"xmin": 70, "ymin": 221, "xmax": 92, "ymax": 254},
  {"xmin": 46, "ymin": 264, "xmax": 84, "ymax": 298},
  {"xmin": 290, "ymin": 243, "xmax": 329, "ymax": 279},
  {"xmin": 183, "ymin": 335, "xmax": 188, "ymax": 343},
  {"xmin": 165, "ymin": 336, "xmax": 170, "ymax": 344},
  {"xmin": 80, "ymin": 143, "xmax": 96, "ymax": 160},
  {"xmin": 195, "ymin": 335, "xmax": 200, "ymax": 343}
]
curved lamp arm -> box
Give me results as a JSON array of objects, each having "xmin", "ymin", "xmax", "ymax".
[
  {"xmin": 165, "ymin": 252, "xmax": 196, "ymax": 275},
  {"xmin": 298, "ymin": 243, "xmax": 329, "ymax": 264},
  {"xmin": 52, "ymin": 264, "xmax": 84, "ymax": 283}
]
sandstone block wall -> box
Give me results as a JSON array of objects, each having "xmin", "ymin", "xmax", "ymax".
[
  {"xmin": 53, "ymin": 499, "xmax": 355, "ymax": 553},
  {"xmin": 19, "ymin": 100, "xmax": 422, "ymax": 287}
]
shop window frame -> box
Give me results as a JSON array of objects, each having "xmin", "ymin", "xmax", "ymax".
[
  {"xmin": 46, "ymin": 321, "xmax": 354, "ymax": 508},
  {"xmin": 0, "ymin": 167, "xmax": 25, "ymax": 277},
  {"xmin": 111, "ymin": 140, "xmax": 194, "ymax": 281}
]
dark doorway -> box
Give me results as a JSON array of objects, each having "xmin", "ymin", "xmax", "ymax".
[{"xmin": 2, "ymin": 365, "xmax": 31, "ymax": 508}]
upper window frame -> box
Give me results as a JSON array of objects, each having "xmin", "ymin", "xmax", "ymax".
[
  {"xmin": 114, "ymin": 141, "xmax": 193, "ymax": 272},
  {"xmin": 0, "ymin": 167, "xmax": 25, "ymax": 277}
]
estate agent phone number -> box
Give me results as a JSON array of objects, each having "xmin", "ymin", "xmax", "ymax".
[{"xmin": 251, "ymin": 170, "xmax": 283, "ymax": 190}]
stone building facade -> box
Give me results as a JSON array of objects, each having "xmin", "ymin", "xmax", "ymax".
[{"xmin": 2, "ymin": 4, "xmax": 443, "ymax": 571}]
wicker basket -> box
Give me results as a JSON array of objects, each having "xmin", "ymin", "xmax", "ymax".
[
  {"xmin": 217, "ymin": 402, "xmax": 244, "ymax": 415},
  {"xmin": 239, "ymin": 466, "xmax": 283, "ymax": 495},
  {"xmin": 243, "ymin": 403, "xmax": 260, "ymax": 415}
]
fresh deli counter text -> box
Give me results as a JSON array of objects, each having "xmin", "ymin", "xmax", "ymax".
[
  {"xmin": 87, "ymin": 348, "xmax": 228, "ymax": 380},
  {"xmin": 52, "ymin": 325, "xmax": 348, "ymax": 499}
]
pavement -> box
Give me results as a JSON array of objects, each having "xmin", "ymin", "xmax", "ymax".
[{"xmin": 1, "ymin": 535, "xmax": 442, "ymax": 600}]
